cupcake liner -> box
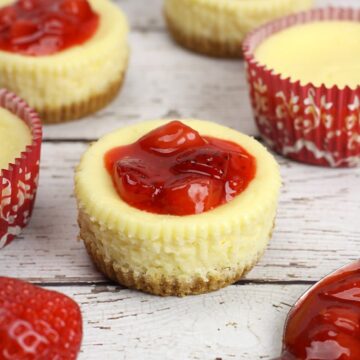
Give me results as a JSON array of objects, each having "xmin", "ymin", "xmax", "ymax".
[
  {"xmin": 243, "ymin": 7, "xmax": 360, "ymax": 167},
  {"xmin": 0, "ymin": 89, "xmax": 42, "ymax": 249}
]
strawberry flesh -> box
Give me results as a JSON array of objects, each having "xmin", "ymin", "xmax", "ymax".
[
  {"xmin": 0, "ymin": 277, "xmax": 82, "ymax": 360},
  {"xmin": 161, "ymin": 175, "xmax": 223, "ymax": 215},
  {"xmin": 139, "ymin": 121, "xmax": 206, "ymax": 156}
]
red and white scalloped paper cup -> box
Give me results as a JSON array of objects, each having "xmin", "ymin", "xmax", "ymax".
[
  {"xmin": 0, "ymin": 89, "xmax": 42, "ymax": 249},
  {"xmin": 243, "ymin": 8, "xmax": 360, "ymax": 167}
]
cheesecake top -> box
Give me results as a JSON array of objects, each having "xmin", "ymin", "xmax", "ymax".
[
  {"xmin": 0, "ymin": 107, "xmax": 32, "ymax": 170},
  {"xmin": 254, "ymin": 21, "xmax": 360, "ymax": 89}
]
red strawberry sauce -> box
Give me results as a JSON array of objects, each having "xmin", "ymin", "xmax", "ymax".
[
  {"xmin": 104, "ymin": 121, "xmax": 256, "ymax": 216},
  {"xmin": 0, "ymin": 0, "xmax": 99, "ymax": 56},
  {"xmin": 281, "ymin": 260, "xmax": 360, "ymax": 360}
]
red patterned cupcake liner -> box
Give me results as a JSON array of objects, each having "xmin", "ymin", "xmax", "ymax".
[
  {"xmin": 0, "ymin": 89, "xmax": 42, "ymax": 249},
  {"xmin": 243, "ymin": 8, "xmax": 360, "ymax": 167}
]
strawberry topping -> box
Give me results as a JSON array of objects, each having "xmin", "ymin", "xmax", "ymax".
[
  {"xmin": 281, "ymin": 261, "xmax": 360, "ymax": 360},
  {"xmin": 105, "ymin": 121, "xmax": 256, "ymax": 216},
  {"xmin": 0, "ymin": 0, "xmax": 99, "ymax": 56}
]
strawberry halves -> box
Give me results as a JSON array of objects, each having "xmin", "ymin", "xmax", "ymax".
[{"xmin": 0, "ymin": 277, "xmax": 82, "ymax": 360}]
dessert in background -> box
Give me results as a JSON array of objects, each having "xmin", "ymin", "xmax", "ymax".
[
  {"xmin": 75, "ymin": 119, "xmax": 281, "ymax": 296},
  {"xmin": 0, "ymin": 0, "xmax": 129, "ymax": 123},
  {"xmin": 244, "ymin": 8, "xmax": 360, "ymax": 167},
  {"xmin": 164, "ymin": 0, "xmax": 313, "ymax": 58}
]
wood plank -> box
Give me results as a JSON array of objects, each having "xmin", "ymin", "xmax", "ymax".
[
  {"xmin": 1, "ymin": 142, "xmax": 358, "ymax": 283},
  {"xmin": 118, "ymin": 0, "xmax": 165, "ymax": 31},
  {"xmin": 45, "ymin": 283, "xmax": 308, "ymax": 360}
]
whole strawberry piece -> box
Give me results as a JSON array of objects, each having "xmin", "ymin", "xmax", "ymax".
[{"xmin": 0, "ymin": 277, "xmax": 82, "ymax": 360}]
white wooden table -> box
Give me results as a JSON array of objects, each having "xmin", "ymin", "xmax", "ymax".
[{"xmin": 1, "ymin": 1, "xmax": 360, "ymax": 359}]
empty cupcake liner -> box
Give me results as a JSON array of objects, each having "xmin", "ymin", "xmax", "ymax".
[
  {"xmin": 243, "ymin": 7, "xmax": 360, "ymax": 167},
  {"xmin": 0, "ymin": 89, "xmax": 42, "ymax": 249}
]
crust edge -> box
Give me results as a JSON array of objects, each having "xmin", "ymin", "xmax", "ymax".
[
  {"xmin": 164, "ymin": 11, "xmax": 243, "ymax": 58},
  {"xmin": 40, "ymin": 71, "xmax": 126, "ymax": 124},
  {"xmin": 78, "ymin": 209, "xmax": 271, "ymax": 297}
]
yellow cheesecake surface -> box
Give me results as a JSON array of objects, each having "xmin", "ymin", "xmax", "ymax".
[
  {"xmin": 0, "ymin": 107, "xmax": 31, "ymax": 170},
  {"xmin": 75, "ymin": 120, "xmax": 281, "ymax": 281},
  {"xmin": 0, "ymin": 0, "xmax": 129, "ymax": 116},
  {"xmin": 254, "ymin": 21, "xmax": 360, "ymax": 89}
]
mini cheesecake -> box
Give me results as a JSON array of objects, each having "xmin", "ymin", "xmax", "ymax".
[
  {"xmin": 164, "ymin": 0, "xmax": 313, "ymax": 58},
  {"xmin": 244, "ymin": 8, "xmax": 360, "ymax": 167},
  {"xmin": 0, "ymin": 0, "xmax": 129, "ymax": 123},
  {"xmin": 75, "ymin": 120, "xmax": 281, "ymax": 296}
]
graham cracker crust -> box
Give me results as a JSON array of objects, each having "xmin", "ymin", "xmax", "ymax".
[
  {"xmin": 78, "ymin": 209, "xmax": 264, "ymax": 297},
  {"xmin": 40, "ymin": 71, "xmax": 126, "ymax": 124}
]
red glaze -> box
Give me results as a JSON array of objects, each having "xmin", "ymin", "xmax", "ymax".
[
  {"xmin": 104, "ymin": 121, "xmax": 256, "ymax": 216},
  {"xmin": 281, "ymin": 260, "xmax": 360, "ymax": 360},
  {"xmin": 0, "ymin": 0, "xmax": 99, "ymax": 56}
]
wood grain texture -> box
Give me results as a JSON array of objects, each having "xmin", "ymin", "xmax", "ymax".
[
  {"xmin": 1, "ymin": 1, "xmax": 360, "ymax": 359},
  {"xmin": 50, "ymin": 283, "xmax": 308, "ymax": 360},
  {"xmin": 1, "ymin": 142, "xmax": 358, "ymax": 284}
]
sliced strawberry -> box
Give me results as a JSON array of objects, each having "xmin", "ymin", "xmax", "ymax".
[
  {"xmin": 10, "ymin": 20, "xmax": 38, "ymax": 42},
  {"xmin": 61, "ymin": 0, "xmax": 93, "ymax": 20},
  {"xmin": 105, "ymin": 122, "xmax": 256, "ymax": 215},
  {"xmin": 0, "ymin": 6, "xmax": 16, "ymax": 29},
  {"xmin": 43, "ymin": 15, "xmax": 68, "ymax": 36},
  {"xmin": 0, "ymin": 277, "xmax": 82, "ymax": 360},
  {"xmin": 139, "ymin": 121, "xmax": 206, "ymax": 156},
  {"xmin": 229, "ymin": 151, "xmax": 256, "ymax": 175},
  {"xmin": 161, "ymin": 175, "xmax": 223, "ymax": 215},
  {"xmin": 24, "ymin": 35, "xmax": 63, "ymax": 56},
  {"xmin": 17, "ymin": 0, "xmax": 41, "ymax": 11},
  {"xmin": 113, "ymin": 157, "xmax": 160, "ymax": 208},
  {"xmin": 173, "ymin": 146, "xmax": 230, "ymax": 180},
  {"xmin": 0, "ymin": 0, "xmax": 98, "ymax": 55}
]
